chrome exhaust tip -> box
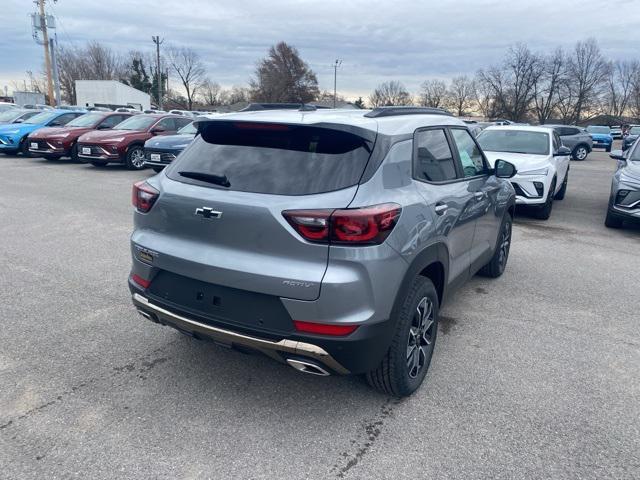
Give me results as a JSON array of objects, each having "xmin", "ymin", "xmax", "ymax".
[
  {"xmin": 137, "ymin": 309, "xmax": 156, "ymax": 322},
  {"xmin": 286, "ymin": 358, "xmax": 330, "ymax": 376}
]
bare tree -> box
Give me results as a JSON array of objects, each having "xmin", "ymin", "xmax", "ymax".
[
  {"xmin": 419, "ymin": 79, "xmax": 448, "ymax": 108},
  {"xmin": 167, "ymin": 46, "xmax": 205, "ymax": 110},
  {"xmin": 558, "ymin": 39, "xmax": 609, "ymax": 123},
  {"xmin": 446, "ymin": 76, "xmax": 475, "ymax": 116},
  {"xmin": 84, "ymin": 41, "xmax": 125, "ymax": 80},
  {"xmin": 200, "ymin": 79, "xmax": 223, "ymax": 105},
  {"xmin": 604, "ymin": 60, "xmax": 638, "ymax": 118},
  {"xmin": 249, "ymin": 42, "xmax": 319, "ymax": 103},
  {"xmin": 532, "ymin": 48, "xmax": 564, "ymax": 124},
  {"xmin": 226, "ymin": 86, "xmax": 249, "ymax": 104},
  {"xmin": 477, "ymin": 44, "xmax": 542, "ymax": 121},
  {"xmin": 368, "ymin": 81, "xmax": 412, "ymax": 107}
]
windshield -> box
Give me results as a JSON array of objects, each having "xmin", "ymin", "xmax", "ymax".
[
  {"xmin": 178, "ymin": 122, "xmax": 196, "ymax": 134},
  {"xmin": 0, "ymin": 110, "xmax": 25, "ymax": 122},
  {"xmin": 477, "ymin": 130, "xmax": 550, "ymax": 155},
  {"xmin": 112, "ymin": 115, "xmax": 157, "ymax": 131},
  {"xmin": 587, "ymin": 126, "xmax": 610, "ymax": 134},
  {"xmin": 66, "ymin": 113, "xmax": 103, "ymax": 127},
  {"xmin": 629, "ymin": 126, "xmax": 640, "ymax": 135},
  {"xmin": 168, "ymin": 121, "xmax": 374, "ymax": 195},
  {"xmin": 24, "ymin": 111, "xmax": 58, "ymax": 125}
]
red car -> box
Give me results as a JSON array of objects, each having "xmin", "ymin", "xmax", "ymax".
[
  {"xmin": 77, "ymin": 114, "xmax": 192, "ymax": 170},
  {"xmin": 27, "ymin": 112, "xmax": 134, "ymax": 161}
]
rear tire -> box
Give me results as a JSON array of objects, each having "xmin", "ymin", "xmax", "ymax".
[
  {"xmin": 366, "ymin": 276, "xmax": 439, "ymax": 397},
  {"xmin": 532, "ymin": 179, "xmax": 556, "ymax": 220},
  {"xmin": 605, "ymin": 209, "xmax": 624, "ymax": 228},
  {"xmin": 572, "ymin": 145, "xmax": 588, "ymax": 161},
  {"xmin": 125, "ymin": 145, "xmax": 146, "ymax": 170},
  {"xmin": 606, "ymin": 145, "xmax": 612, "ymax": 153},
  {"xmin": 478, "ymin": 213, "xmax": 512, "ymax": 278},
  {"xmin": 554, "ymin": 171, "xmax": 568, "ymax": 200}
]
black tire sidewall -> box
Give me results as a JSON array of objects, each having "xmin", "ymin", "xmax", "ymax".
[{"xmin": 390, "ymin": 277, "xmax": 439, "ymax": 396}]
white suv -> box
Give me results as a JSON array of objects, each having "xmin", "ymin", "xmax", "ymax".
[{"xmin": 477, "ymin": 125, "xmax": 570, "ymax": 220}]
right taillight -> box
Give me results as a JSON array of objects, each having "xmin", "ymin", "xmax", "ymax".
[
  {"xmin": 283, "ymin": 203, "xmax": 401, "ymax": 246},
  {"xmin": 132, "ymin": 181, "xmax": 159, "ymax": 213}
]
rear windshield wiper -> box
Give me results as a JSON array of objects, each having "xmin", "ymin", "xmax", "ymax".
[{"xmin": 178, "ymin": 171, "xmax": 230, "ymax": 188}]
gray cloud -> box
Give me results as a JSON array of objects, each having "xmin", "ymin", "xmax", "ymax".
[{"xmin": 2, "ymin": 0, "xmax": 640, "ymax": 99}]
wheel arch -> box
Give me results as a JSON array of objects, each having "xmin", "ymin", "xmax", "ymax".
[{"xmin": 392, "ymin": 243, "xmax": 450, "ymax": 316}]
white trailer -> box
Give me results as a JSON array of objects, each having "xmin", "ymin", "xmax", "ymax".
[
  {"xmin": 13, "ymin": 91, "xmax": 46, "ymax": 107},
  {"xmin": 75, "ymin": 80, "xmax": 151, "ymax": 111}
]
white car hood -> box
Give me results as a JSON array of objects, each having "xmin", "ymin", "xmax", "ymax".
[{"xmin": 483, "ymin": 151, "xmax": 552, "ymax": 171}]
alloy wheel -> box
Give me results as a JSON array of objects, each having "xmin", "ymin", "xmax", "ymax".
[
  {"xmin": 407, "ymin": 297, "xmax": 435, "ymax": 379},
  {"xmin": 497, "ymin": 220, "xmax": 512, "ymax": 271},
  {"xmin": 130, "ymin": 148, "xmax": 145, "ymax": 168},
  {"xmin": 576, "ymin": 147, "xmax": 587, "ymax": 160}
]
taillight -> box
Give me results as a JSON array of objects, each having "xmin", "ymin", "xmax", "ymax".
[
  {"xmin": 132, "ymin": 181, "xmax": 159, "ymax": 213},
  {"xmin": 293, "ymin": 320, "xmax": 358, "ymax": 336},
  {"xmin": 130, "ymin": 273, "xmax": 151, "ymax": 289},
  {"xmin": 283, "ymin": 203, "xmax": 401, "ymax": 245}
]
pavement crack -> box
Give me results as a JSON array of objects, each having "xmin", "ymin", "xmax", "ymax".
[
  {"xmin": 0, "ymin": 347, "xmax": 172, "ymax": 432},
  {"xmin": 331, "ymin": 398, "xmax": 400, "ymax": 478}
]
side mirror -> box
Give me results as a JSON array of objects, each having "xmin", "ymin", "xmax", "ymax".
[
  {"xmin": 151, "ymin": 127, "xmax": 166, "ymax": 134},
  {"xmin": 609, "ymin": 150, "xmax": 626, "ymax": 161},
  {"xmin": 554, "ymin": 146, "xmax": 571, "ymax": 156},
  {"xmin": 96, "ymin": 124, "xmax": 111, "ymax": 130},
  {"xmin": 14, "ymin": 118, "xmax": 24, "ymax": 123},
  {"xmin": 494, "ymin": 159, "xmax": 517, "ymax": 179}
]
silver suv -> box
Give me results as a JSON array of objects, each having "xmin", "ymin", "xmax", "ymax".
[{"xmin": 129, "ymin": 106, "xmax": 517, "ymax": 396}]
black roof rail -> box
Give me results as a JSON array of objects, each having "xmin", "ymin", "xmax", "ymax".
[
  {"xmin": 364, "ymin": 106, "xmax": 453, "ymax": 118},
  {"xmin": 241, "ymin": 102, "xmax": 321, "ymax": 112}
]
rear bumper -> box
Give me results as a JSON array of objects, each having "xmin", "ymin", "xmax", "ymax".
[{"xmin": 130, "ymin": 286, "xmax": 396, "ymax": 375}]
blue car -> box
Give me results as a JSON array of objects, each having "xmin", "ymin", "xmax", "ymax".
[
  {"xmin": 0, "ymin": 109, "xmax": 85, "ymax": 156},
  {"xmin": 143, "ymin": 121, "xmax": 197, "ymax": 171},
  {"xmin": 586, "ymin": 125, "xmax": 613, "ymax": 152}
]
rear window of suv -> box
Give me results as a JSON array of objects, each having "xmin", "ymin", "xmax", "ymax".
[{"xmin": 168, "ymin": 121, "xmax": 375, "ymax": 195}]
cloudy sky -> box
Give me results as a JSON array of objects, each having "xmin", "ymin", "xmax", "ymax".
[{"xmin": 2, "ymin": 0, "xmax": 640, "ymax": 99}]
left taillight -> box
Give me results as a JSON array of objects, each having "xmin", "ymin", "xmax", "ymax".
[
  {"xmin": 283, "ymin": 203, "xmax": 401, "ymax": 246},
  {"xmin": 132, "ymin": 181, "xmax": 159, "ymax": 213}
]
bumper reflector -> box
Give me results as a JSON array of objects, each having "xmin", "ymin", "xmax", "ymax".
[{"xmin": 293, "ymin": 320, "xmax": 358, "ymax": 336}]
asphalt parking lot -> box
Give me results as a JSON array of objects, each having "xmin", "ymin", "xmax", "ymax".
[{"xmin": 1, "ymin": 148, "xmax": 639, "ymax": 479}]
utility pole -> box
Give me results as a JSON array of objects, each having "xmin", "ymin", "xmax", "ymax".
[
  {"xmin": 50, "ymin": 35, "xmax": 61, "ymax": 105},
  {"xmin": 152, "ymin": 36, "xmax": 164, "ymax": 109},
  {"xmin": 333, "ymin": 59, "xmax": 342, "ymax": 108},
  {"xmin": 38, "ymin": 0, "xmax": 54, "ymax": 106}
]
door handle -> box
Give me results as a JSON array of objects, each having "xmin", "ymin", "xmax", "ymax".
[
  {"xmin": 434, "ymin": 203, "xmax": 448, "ymax": 215},
  {"xmin": 474, "ymin": 191, "xmax": 485, "ymax": 200}
]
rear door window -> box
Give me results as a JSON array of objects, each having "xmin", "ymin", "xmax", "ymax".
[
  {"xmin": 413, "ymin": 128, "xmax": 458, "ymax": 182},
  {"xmin": 168, "ymin": 121, "xmax": 375, "ymax": 195}
]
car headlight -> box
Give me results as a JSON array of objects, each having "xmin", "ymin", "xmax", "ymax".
[
  {"xmin": 108, "ymin": 137, "xmax": 126, "ymax": 142},
  {"xmin": 4, "ymin": 129, "xmax": 20, "ymax": 135},
  {"xmin": 519, "ymin": 167, "xmax": 549, "ymax": 176}
]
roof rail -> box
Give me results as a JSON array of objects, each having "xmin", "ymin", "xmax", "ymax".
[
  {"xmin": 364, "ymin": 106, "xmax": 453, "ymax": 118},
  {"xmin": 240, "ymin": 103, "xmax": 310, "ymax": 112}
]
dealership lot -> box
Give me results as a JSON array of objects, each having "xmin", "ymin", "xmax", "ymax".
[{"xmin": 1, "ymin": 150, "xmax": 638, "ymax": 479}]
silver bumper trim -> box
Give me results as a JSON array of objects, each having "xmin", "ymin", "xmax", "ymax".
[{"xmin": 131, "ymin": 293, "xmax": 350, "ymax": 374}]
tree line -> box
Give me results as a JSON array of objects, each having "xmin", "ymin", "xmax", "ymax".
[
  {"xmin": 21, "ymin": 38, "xmax": 640, "ymax": 123},
  {"xmin": 371, "ymin": 39, "xmax": 640, "ymax": 124}
]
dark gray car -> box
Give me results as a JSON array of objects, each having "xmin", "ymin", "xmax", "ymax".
[
  {"xmin": 606, "ymin": 147, "xmax": 640, "ymax": 227},
  {"xmin": 128, "ymin": 106, "xmax": 517, "ymax": 397},
  {"xmin": 548, "ymin": 125, "xmax": 593, "ymax": 161}
]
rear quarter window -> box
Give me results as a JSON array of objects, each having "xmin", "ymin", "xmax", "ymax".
[{"xmin": 167, "ymin": 121, "xmax": 375, "ymax": 195}]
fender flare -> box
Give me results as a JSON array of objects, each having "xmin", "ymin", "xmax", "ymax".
[{"xmin": 389, "ymin": 242, "xmax": 450, "ymax": 323}]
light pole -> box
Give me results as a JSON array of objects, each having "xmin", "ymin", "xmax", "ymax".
[
  {"xmin": 333, "ymin": 59, "xmax": 342, "ymax": 108},
  {"xmin": 152, "ymin": 36, "xmax": 164, "ymax": 109}
]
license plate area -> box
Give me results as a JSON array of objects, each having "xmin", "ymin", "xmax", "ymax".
[
  {"xmin": 147, "ymin": 270, "xmax": 293, "ymax": 334},
  {"xmin": 82, "ymin": 147, "xmax": 91, "ymax": 155},
  {"xmin": 30, "ymin": 142, "xmax": 38, "ymax": 149},
  {"xmin": 150, "ymin": 153, "xmax": 161, "ymax": 162}
]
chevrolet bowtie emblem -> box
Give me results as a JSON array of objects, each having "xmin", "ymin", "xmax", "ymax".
[{"xmin": 195, "ymin": 207, "xmax": 223, "ymax": 219}]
